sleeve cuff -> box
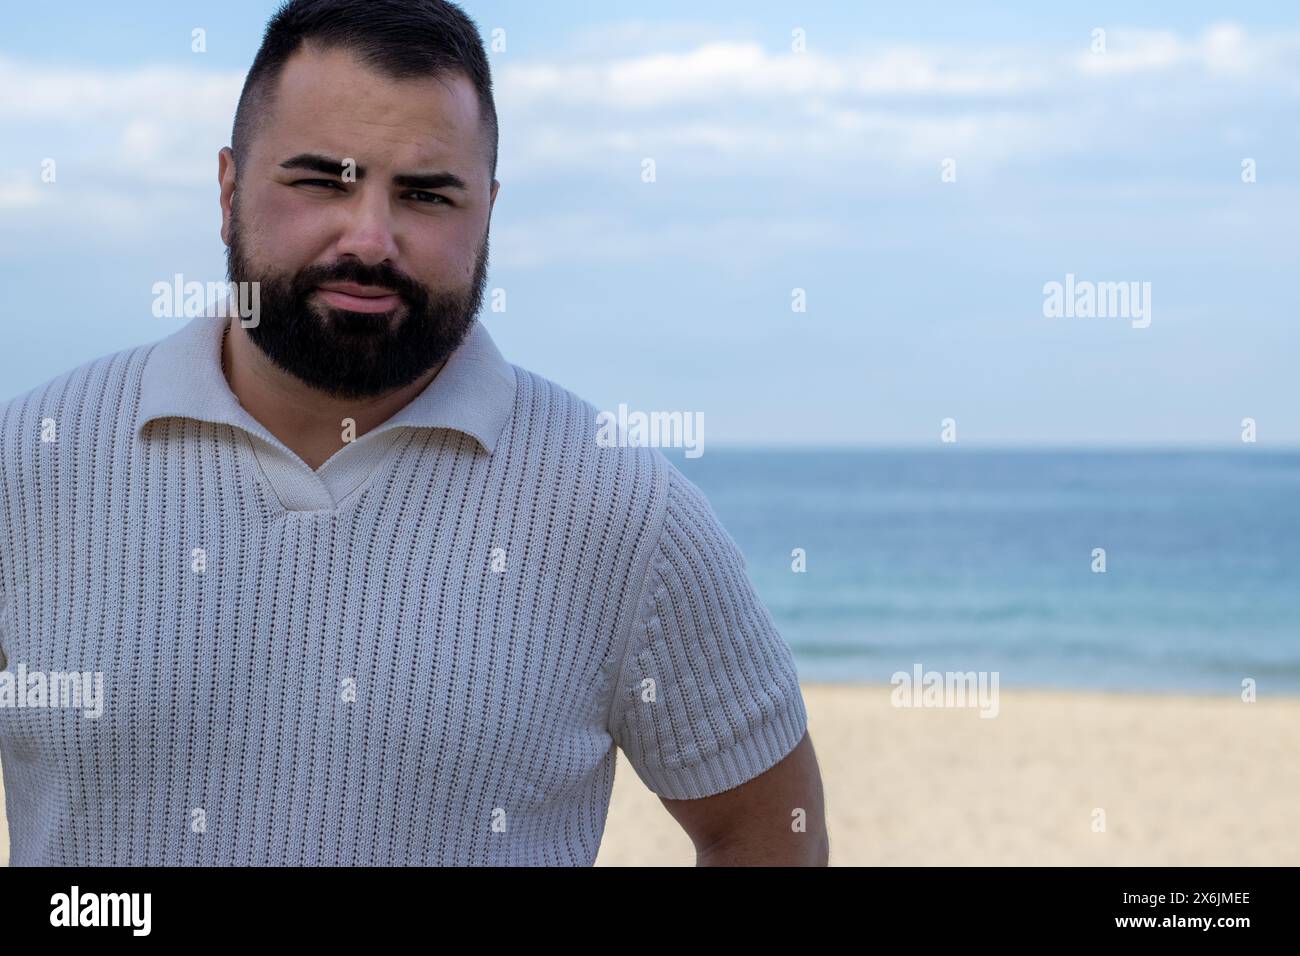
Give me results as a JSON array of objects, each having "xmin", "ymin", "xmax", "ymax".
[{"xmin": 625, "ymin": 685, "xmax": 808, "ymax": 800}]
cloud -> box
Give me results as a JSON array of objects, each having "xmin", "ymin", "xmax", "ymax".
[
  {"xmin": 496, "ymin": 40, "xmax": 1040, "ymax": 111},
  {"xmin": 561, "ymin": 19, "xmax": 757, "ymax": 56},
  {"xmin": 2, "ymin": 21, "xmax": 1297, "ymax": 229},
  {"xmin": 492, "ymin": 22, "xmax": 1300, "ymax": 181},
  {"xmin": 0, "ymin": 176, "xmax": 44, "ymax": 209},
  {"xmin": 1074, "ymin": 22, "xmax": 1270, "ymax": 76},
  {"xmin": 0, "ymin": 56, "xmax": 241, "ymax": 119},
  {"xmin": 496, "ymin": 22, "xmax": 1300, "ymax": 111}
]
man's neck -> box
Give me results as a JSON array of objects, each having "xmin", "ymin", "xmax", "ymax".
[{"xmin": 221, "ymin": 319, "xmax": 445, "ymax": 471}]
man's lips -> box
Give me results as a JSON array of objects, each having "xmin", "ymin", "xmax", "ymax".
[{"xmin": 316, "ymin": 282, "xmax": 401, "ymax": 314}]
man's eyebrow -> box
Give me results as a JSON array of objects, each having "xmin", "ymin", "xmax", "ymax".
[
  {"xmin": 392, "ymin": 171, "xmax": 469, "ymax": 192},
  {"xmin": 279, "ymin": 153, "xmax": 363, "ymax": 178},
  {"xmin": 278, "ymin": 154, "xmax": 468, "ymax": 192}
]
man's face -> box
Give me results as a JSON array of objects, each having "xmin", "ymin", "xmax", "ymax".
[{"xmin": 220, "ymin": 44, "xmax": 498, "ymax": 399}]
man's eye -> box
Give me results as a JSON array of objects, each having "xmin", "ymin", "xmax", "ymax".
[
  {"xmin": 295, "ymin": 179, "xmax": 344, "ymax": 190},
  {"xmin": 406, "ymin": 191, "xmax": 447, "ymax": 205}
]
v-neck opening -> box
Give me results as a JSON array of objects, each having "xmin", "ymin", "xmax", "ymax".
[{"xmin": 238, "ymin": 426, "xmax": 412, "ymax": 513}]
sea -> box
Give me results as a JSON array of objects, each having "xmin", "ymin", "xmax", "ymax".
[{"xmin": 669, "ymin": 448, "xmax": 1300, "ymax": 695}]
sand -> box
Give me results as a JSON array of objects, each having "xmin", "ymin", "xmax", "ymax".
[
  {"xmin": 597, "ymin": 684, "xmax": 1300, "ymax": 865},
  {"xmin": 4, "ymin": 684, "xmax": 1297, "ymax": 866}
]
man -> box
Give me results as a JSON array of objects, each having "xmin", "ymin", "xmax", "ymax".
[{"xmin": 0, "ymin": 0, "xmax": 826, "ymax": 866}]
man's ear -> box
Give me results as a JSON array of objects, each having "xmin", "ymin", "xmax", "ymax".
[
  {"xmin": 489, "ymin": 178, "xmax": 500, "ymax": 215},
  {"xmin": 218, "ymin": 147, "xmax": 237, "ymax": 246}
]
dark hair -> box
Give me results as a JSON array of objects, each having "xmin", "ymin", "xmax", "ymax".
[{"xmin": 231, "ymin": 0, "xmax": 498, "ymax": 179}]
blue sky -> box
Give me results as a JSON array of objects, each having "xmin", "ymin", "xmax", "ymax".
[{"xmin": 1, "ymin": 1, "xmax": 1297, "ymax": 446}]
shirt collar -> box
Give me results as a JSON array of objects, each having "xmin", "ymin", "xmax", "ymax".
[{"xmin": 134, "ymin": 316, "xmax": 516, "ymax": 454}]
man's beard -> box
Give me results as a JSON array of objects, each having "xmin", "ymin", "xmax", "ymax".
[{"xmin": 224, "ymin": 203, "xmax": 489, "ymax": 400}]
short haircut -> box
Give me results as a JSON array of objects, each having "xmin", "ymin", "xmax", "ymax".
[{"xmin": 231, "ymin": 0, "xmax": 498, "ymax": 180}]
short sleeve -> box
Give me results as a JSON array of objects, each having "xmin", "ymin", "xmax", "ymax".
[{"xmin": 607, "ymin": 462, "xmax": 808, "ymax": 800}]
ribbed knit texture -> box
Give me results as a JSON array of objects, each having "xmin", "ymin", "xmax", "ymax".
[{"xmin": 0, "ymin": 335, "xmax": 807, "ymax": 866}]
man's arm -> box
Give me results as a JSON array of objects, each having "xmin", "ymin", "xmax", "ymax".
[{"xmin": 659, "ymin": 731, "xmax": 828, "ymax": 866}]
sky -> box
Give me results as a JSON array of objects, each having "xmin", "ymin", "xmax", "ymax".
[{"xmin": 1, "ymin": 1, "xmax": 1297, "ymax": 446}]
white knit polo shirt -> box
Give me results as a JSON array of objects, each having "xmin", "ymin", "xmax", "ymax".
[{"xmin": 0, "ymin": 315, "xmax": 808, "ymax": 865}]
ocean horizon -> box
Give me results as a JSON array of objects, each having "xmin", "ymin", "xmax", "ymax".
[{"xmin": 668, "ymin": 447, "xmax": 1300, "ymax": 695}]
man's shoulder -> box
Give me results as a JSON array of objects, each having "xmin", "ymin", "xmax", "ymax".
[
  {"xmin": 504, "ymin": 362, "xmax": 610, "ymax": 451},
  {"xmin": 0, "ymin": 338, "xmax": 155, "ymax": 451},
  {"xmin": 502, "ymin": 362, "xmax": 679, "ymax": 514}
]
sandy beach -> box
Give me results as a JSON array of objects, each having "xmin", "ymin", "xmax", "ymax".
[
  {"xmin": 596, "ymin": 684, "xmax": 1300, "ymax": 866},
  {"xmin": 3, "ymin": 683, "xmax": 1296, "ymax": 867}
]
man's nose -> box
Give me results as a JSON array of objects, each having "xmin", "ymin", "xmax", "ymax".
[{"xmin": 333, "ymin": 189, "xmax": 399, "ymax": 265}]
